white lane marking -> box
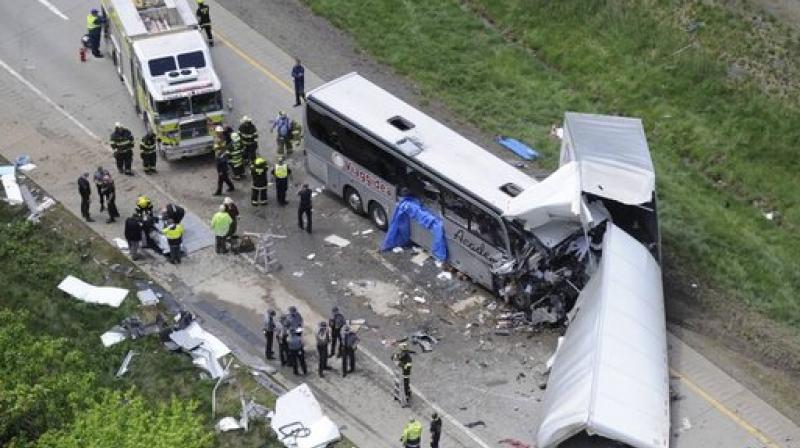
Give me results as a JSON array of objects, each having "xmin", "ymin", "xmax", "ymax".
[
  {"xmin": 0, "ymin": 54, "xmax": 494, "ymax": 448},
  {"xmin": 37, "ymin": 0, "xmax": 69, "ymax": 21},
  {"xmin": 0, "ymin": 58, "xmax": 96, "ymax": 139}
]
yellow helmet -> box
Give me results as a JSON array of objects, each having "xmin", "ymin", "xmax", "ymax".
[{"xmin": 136, "ymin": 195, "xmax": 151, "ymax": 209}]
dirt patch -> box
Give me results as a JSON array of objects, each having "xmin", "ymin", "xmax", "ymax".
[{"xmin": 344, "ymin": 279, "xmax": 402, "ymax": 316}]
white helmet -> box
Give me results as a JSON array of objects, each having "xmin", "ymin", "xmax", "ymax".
[
  {"xmin": 231, "ymin": 132, "xmax": 241, "ymax": 142},
  {"xmin": 240, "ymin": 115, "xmax": 251, "ymax": 123},
  {"xmin": 215, "ymin": 125, "xmax": 224, "ymax": 133},
  {"xmin": 114, "ymin": 122, "xmax": 122, "ymax": 128}
]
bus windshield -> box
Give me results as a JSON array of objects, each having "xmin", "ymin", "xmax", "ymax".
[
  {"xmin": 156, "ymin": 98, "xmax": 190, "ymax": 120},
  {"xmin": 191, "ymin": 91, "xmax": 222, "ymax": 114}
]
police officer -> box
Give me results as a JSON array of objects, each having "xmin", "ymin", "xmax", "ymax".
[
  {"xmin": 288, "ymin": 328, "xmax": 307, "ymax": 376},
  {"xmin": 315, "ymin": 321, "xmax": 331, "ymax": 377},
  {"xmin": 228, "ymin": 132, "xmax": 245, "ymax": 180},
  {"xmin": 196, "ymin": 0, "xmax": 213, "ymax": 46},
  {"xmin": 286, "ymin": 305, "xmax": 303, "ymax": 332},
  {"xmin": 162, "ymin": 219, "xmax": 184, "ymax": 264},
  {"xmin": 140, "ymin": 132, "xmax": 157, "ymax": 174},
  {"xmin": 238, "ymin": 116, "xmax": 258, "ymax": 164},
  {"xmin": 271, "ymin": 157, "xmax": 291, "ymax": 205},
  {"xmin": 329, "ymin": 306, "xmax": 346, "ymax": 358},
  {"xmin": 400, "ymin": 417, "xmax": 423, "ymax": 448},
  {"xmin": 297, "ymin": 183, "xmax": 313, "ymax": 233},
  {"xmin": 342, "ymin": 325, "xmax": 358, "ymax": 377},
  {"xmin": 86, "ymin": 9, "xmax": 104, "ymax": 58},
  {"xmin": 78, "ymin": 173, "xmax": 93, "ymax": 222},
  {"xmin": 100, "ymin": 175, "xmax": 120, "ymax": 224},
  {"xmin": 110, "ymin": 122, "xmax": 134, "ymax": 175},
  {"xmin": 93, "ymin": 166, "xmax": 109, "ymax": 211},
  {"xmin": 263, "ymin": 309, "xmax": 277, "ymax": 360},
  {"xmin": 213, "ymin": 149, "xmax": 235, "ymax": 196},
  {"xmin": 393, "ymin": 342, "xmax": 414, "ymax": 406},
  {"xmin": 430, "ymin": 413, "xmax": 442, "ymax": 448},
  {"xmin": 250, "ymin": 156, "xmax": 268, "ymax": 206},
  {"xmin": 277, "ymin": 317, "xmax": 290, "ymax": 367}
]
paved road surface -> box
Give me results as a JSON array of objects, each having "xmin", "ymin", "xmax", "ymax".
[{"xmin": 1, "ymin": 1, "xmax": 798, "ymax": 447}]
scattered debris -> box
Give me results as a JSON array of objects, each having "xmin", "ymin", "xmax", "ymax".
[
  {"xmin": 499, "ymin": 438, "xmax": 531, "ymax": 448},
  {"xmin": 361, "ymin": 229, "xmax": 374, "ymax": 235},
  {"xmin": 496, "ymin": 136, "xmax": 539, "ymax": 160},
  {"xmin": 17, "ymin": 163, "xmax": 36, "ymax": 173},
  {"xmin": 436, "ymin": 271, "xmax": 452, "ymax": 281},
  {"xmin": 115, "ymin": 350, "xmax": 136, "ymax": 377},
  {"xmin": 529, "ymin": 307, "xmax": 558, "ymax": 326},
  {"xmin": 101, "ymin": 325, "xmax": 128, "ymax": 347},
  {"xmin": 463, "ymin": 420, "xmax": 486, "ymax": 429},
  {"xmin": 330, "ymin": 280, "xmax": 337, "ymax": 286},
  {"xmin": 136, "ymin": 289, "xmax": 159, "ymax": 306},
  {"xmin": 109, "ymin": 263, "xmax": 134, "ymax": 276},
  {"xmin": 392, "ymin": 246, "xmax": 404, "ymax": 253},
  {"xmin": 410, "ymin": 331, "xmax": 438, "ymax": 352},
  {"xmin": 494, "ymin": 329, "xmax": 512, "ymax": 336},
  {"xmin": 678, "ymin": 417, "xmax": 692, "ymax": 433},
  {"xmin": 215, "ymin": 416, "xmax": 243, "ymax": 432},
  {"xmin": 57, "ymin": 275, "xmax": 128, "ymax": 307},
  {"xmin": 410, "ymin": 251, "xmax": 430, "ymax": 267},
  {"xmin": 113, "ymin": 238, "xmax": 129, "ymax": 251},
  {"xmin": 270, "ymin": 384, "xmax": 341, "ymax": 448},
  {"xmin": 1, "ymin": 165, "xmax": 23, "ymax": 204},
  {"xmin": 413, "ymin": 296, "xmax": 426, "ymax": 304},
  {"xmin": 306, "ymin": 253, "xmax": 316, "ymax": 260},
  {"xmin": 293, "ymin": 271, "xmax": 304, "ymax": 277},
  {"xmin": 323, "ymin": 234, "xmax": 351, "ymax": 248},
  {"xmin": 169, "ymin": 321, "xmax": 232, "ymax": 379},
  {"xmin": 450, "ymin": 295, "xmax": 486, "ymax": 314}
]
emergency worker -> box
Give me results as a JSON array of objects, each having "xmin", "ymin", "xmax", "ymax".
[
  {"xmin": 86, "ymin": 9, "xmax": 104, "ymax": 58},
  {"xmin": 196, "ymin": 0, "xmax": 213, "ymax": 46},
  {"xmin": 250, "ymin": 156, "xmax": 268, "ymax": 206},
  {"xmin": 393, "ymin": 342, "xmax": 414, "ymax": 405},
  {"xmin": 213, "ymin": 150, "xmax": 234, "ymax": 196},
  {"xmin": 342, "ymin": 325, "xmax": 358, "ymax": 377},
  {"xmin": 110, "ymin": 122, "xmax": 134, "ymax": 175},
  {"xmin": 228, "ymin": 132, "xmax": 245, "ymax": 180},
  {"xmin": 329, "ymin": 306, "xmax": 346, "ymax": 358},
  {"xmin": 238, "ymin": 116, "xmax": 258, "ymax": 163},
  {"xmin": 162, "ymin": 219, "xmax": 184, "ymax": 264},
  {"xmin": 288, "ymin": 328, "xmax": 307, "ymax": 376},
  {"xmin": 140, "ymin": 132, "xmax": 157, "ymax": 174},
  {"xmin": 271, "ymin": 111, "xmax": 292, "ymax": 156},
  {"xmin": 263, "ymin": 309, "xmax": 276, "ymax": 360},
  {"xmin": 400, "ymin": 418, "xmax": 423, "ymax": 448},
  {"xmin": 315, "ymin": 321, "xmax": 331, "ymax": 377},
  {"xmin": 271, "ymin": 157, "xmax": 291, "ymax": 205}
]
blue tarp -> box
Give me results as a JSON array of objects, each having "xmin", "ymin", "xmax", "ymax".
[
  {"xmin": 381, "ymin": 197, "xmax": 448, "ymax": 261},
  {"xmin": 496, "ymin": 136, "xmax": 539, "ymax": 160}
]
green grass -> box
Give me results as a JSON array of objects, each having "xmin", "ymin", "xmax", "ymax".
[
  {"xmin": 303, "ymin": 0, "xmax": 800, "ymax": 327},
  {"xmin": 0, "ymin": 204, "xmax": 284, "ymax": 447}
]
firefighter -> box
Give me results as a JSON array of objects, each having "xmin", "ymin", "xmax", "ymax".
[
  {"xmin": 271, "ymin": 157, "xmax": 291, "ymax": 205},
  {"xmin": 86, "ymin": 9, "xmax": 104, "ymax": 58},
  {"xmin": 430, "ymin": 413, "xmax": 442, "ymax": 448},
  {"xmin": 315, "ymin": 321, "xmax": 331, "ymax": 377},
  {"xmin": 78, "ymin": 173, "xmax": 93, "ymax": 222},
  {"xmin": 228, "ymin": 132, "xmax": 245, "ymax": 180},
  {"xmin": 250, "ymin": 156, "xmax": 268, "ymax": 206},
  {"xmin": 162, "ymin": 219, "xmax": 184, "ymax": 264},
  {"xmin": 271, "ymin": 111, "xmax": 292, "ymax": 156},
  {"xmin": 196, "ymin": 0, "xmax": 213, "ymax": 46},
  {"xmin": 140, "ymin": 131, "xmax": 157, "ymax": 174},
  {"xmin": 238, "ymin": 116, "xmax": 258, "ymax": 163},
  {"xmin": 93, "ymin": 166, "xmax": 110, "ymax": 211},
  {"xmin": 213, "ymin": 125, "xmax": 226, "ymax": 155},
  {"xmin": 100, "ymin": 175, "xmax": 120, "ymax": 224},
  {"xmin": 213, "ymin": 150, "xmax": 234, "ymax": 196},
  {"xmin": 135, "ymin": 195, "xmax": 158, "ymax": 250},
  {"xmin": 400, "ymin": 418, "xmax": 423, "ymax": 448},
  {"xmin": 393, "ymin": 342, "xmax": 415, "ymax": 406},
  {"xmin": 110, "ymin": 122, "xmax": 134, "ymax": 175}
]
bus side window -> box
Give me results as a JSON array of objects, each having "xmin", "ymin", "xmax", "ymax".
[
  {"xmin": 307, "ymin": 107, "xmax": 341, "ymax": 150},
  {"xmin": 469, "ymin": 208, "xmax": 505, "ymax": 249},
  {"xmin": 441, "ymin": 189, "xmax": 470, "ymax": 228}
]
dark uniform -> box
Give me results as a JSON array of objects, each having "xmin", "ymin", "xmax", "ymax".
[
  {"xmin": 430, "ymin": 413, "xmax": 442, "ymax": 448},
  {"xmin": 135, "ymin": 196, "xmax": 158, "ymax": 250},
  {"xmin": 110, "ymin": 125, "xmax": 134, "ymax": 175},
  {"xmin": 78, "ymin": 174, "xmax": 92, "ymax": 221},
  {"xmin": 140, "ymin": 132, "xmax": 157, "ymax": 174},
  {"xmin": 238, "ymin": 118, "xmax": 258, "ymax": 163},
  {"xmin": 250, "ymin": 157, "xmax": 268, "ymax": 206},
  {"xmin": 329, "ymin": 306, "xmax": 345, "ymax": 358},
  {"xmin": 397, "ymin": 347, "xmax": 414, "ymax": 404},
  {"xmin": 196, "ymin": 1, "xmax": 213, "ymax": 46},
  {"xmin": 263, "ymin": 310, "xmax": 276, "ymax": 360},
  {"xmin": 100, "ymin": 178, "xmax": 120, "ymax": 223},
  {"xmin": 342, "ymin": 326, "xmax": 358, "ymax": 377},
  {"xmin": 271, "ymin": 160, "xmax": 291, "ymax": 205},
  {"xmin": 288, "ymin": 330, "xmax": 307, "ymax": 376},
  {"xmin": 291, "ymin": 61, "xmax": 305, "ymax": 106},
  {"xmin": 163, "ymin": 203, "xmax": 185, "ymax": 224},
  {"xmin": 86, "ymin": 10, "xmax": 104, "ymax": 57},
  {"xmin": 214, "ymin": 151, "xmax": 234, "ymax": 195},
  {"xmin": 228, "ymin": 135, "xmax": 245, "ymax": 180},
  {"xmin": 93, "ymin": 167, "xmax": 109, "ymax": 211},
  {"xmin": 298, "ymin": 184, "xmax": 312, "ymax": 233},
  {"xmin": 315, "ymin": 322, "xmax": 331, "ymax": 377}
]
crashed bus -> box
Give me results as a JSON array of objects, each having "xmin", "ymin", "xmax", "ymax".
[
  {"xmin": 100, "ymin": 0, "xmax": 225, "ymax": 160},
  {"xmin": 305, "ymin": 73, "xmax": 669, "ymax": 448}
]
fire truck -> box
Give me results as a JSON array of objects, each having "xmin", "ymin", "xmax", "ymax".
[{"xmin": 100, "ymin": 0, "xmax": 225, "ymax": 160}]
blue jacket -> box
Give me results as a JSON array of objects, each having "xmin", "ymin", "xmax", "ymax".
[{"xmin": 291, "ymin": 64, "xmax": 304, "ymax": 87}]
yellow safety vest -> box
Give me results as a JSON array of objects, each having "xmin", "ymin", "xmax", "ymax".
[
  {"xmin": 162, "ymin": 224, "xmax": 184, "ymax": 240},
  {"xmin": 274, "ymin": 163, "xmax": 288, "ymax": 178},
  {"xmin": 402, "ymin": 420, "xmax": 422, "ymax": 442},
  {"xmin": 87, "ymin": 14, "xmax": 100, "ymax": 31}
]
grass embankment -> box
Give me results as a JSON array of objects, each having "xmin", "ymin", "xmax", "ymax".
[
  {"xmin": 0, "ymin": 204, "xmax": 280, "ymax": 447},
  {"xmin": 303, "ymin": 0, "xmax": 800, "ymax": 326}
]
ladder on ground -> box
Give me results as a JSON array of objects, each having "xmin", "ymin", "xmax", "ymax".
[
  {"xmin": 245, "ymin": 232, "xmax": 279, "ymax": 273},
  {"xmin": 392, "ymin": 365, "xmax": 409, "ymax": 408}
]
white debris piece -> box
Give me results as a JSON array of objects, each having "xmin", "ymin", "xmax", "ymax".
[
  {"xmin": 413, "ymin": 296, "xmax": 426, "ymax": 304},
  {"xmin": 293, "ymin": 271, "xmax": 304, "ymax": 277},
  {"xmin": 392, "ymin": 246, "xmax": 404, "ymax": 253},
  {"xmin": 330, "ymin": 281, "xmax": 338, "ymax": 286},
  {"xmin": 436, "ymin": 271, "xmax": 452, "ymax": 281},
  {"xmin": 361, "ymin": 229, "xmax": 374, "ymax": 235},
  {"xmin": 324, "ymin": 234, "xmax": 351, "ymax": 248},
  {"xmin": 410, "ymin": 252, "xmax": 430, "ymax": 267},
  {"xmin": 1, "ymin": 165, "xmax": 23, "ymax": 204},
  {"xmin": 307, "ymin": 253, "xmax": 316, "ymax": 260},
  {"xmin": 136, "ymin": 289, "xmax": 159, "ymax": 306},
  {"xmin": 101, "ymin": 326, "xmax": 127, "ymax": 347},
  {"xmin": 58, "ymin": 275, "xmax": 128, "ymax": 307},
  {"xmin": 113, "ymin": 238, "xmax": 129, "ymax": 251},
  {"xmin": 115, "ymin": 350, "xmax": 136, "ymax": 377},
  {"xmin": 271, "ymin": 384, "xmax": 341, "ymax": 448},
  {"xmin": 678, "ymin": 417, "xmax": 692, "ymax": 433},
  {"xmin": 434, "ymin": 260, "xmax": 443, "ymax": 268},
  {"xmin": 183, "ymin": 321, "xmax": 231, "ymax": 359},
  {"xmin": 17, "ymin": 163, "xmax": 36, "ymax": 172},
  {"xmin": 216, "ymin": 417, "xmax": 243, "ymax": 432}
]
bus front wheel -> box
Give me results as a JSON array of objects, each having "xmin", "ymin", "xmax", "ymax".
[
  {"xmin": 344, "ymin": 187, "xmax": 364, "ymax": 215},
  {"xmin": 369, "ymin": 202, "xmax": 388, "ymax": 231}
]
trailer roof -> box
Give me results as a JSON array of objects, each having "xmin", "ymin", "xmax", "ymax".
[{"xmin": 307, "ymin": 73, "xmax": 536, "ymax": 209}]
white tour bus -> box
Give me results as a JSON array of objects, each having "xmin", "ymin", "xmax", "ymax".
[{"xmin": 303, "ymin": 73, "xmax": 659, "ymax": 310}]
